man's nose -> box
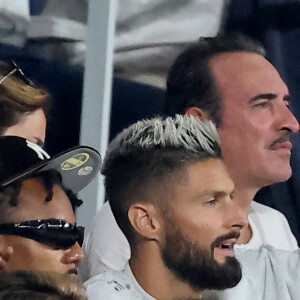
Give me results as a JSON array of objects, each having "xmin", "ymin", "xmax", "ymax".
[
  {"xmin": 277, "ymin": 103, "xmax": 299, "ymax": 133},
  {"xmin": 63, "ymin": 242, "xmax": 85, "ymax": 266},
  {"xmin": 226, "ymin": 200, "xmax": 248, "ymax": 231}
]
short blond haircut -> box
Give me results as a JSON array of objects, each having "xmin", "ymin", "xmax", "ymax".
[{"xmin": 0, "ymin": 270, "xmax": 87, "ymax": 300}]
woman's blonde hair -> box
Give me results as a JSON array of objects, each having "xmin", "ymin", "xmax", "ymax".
[
  {"xmin": 0, "ymin": 270, "xmax": 87, "ymax": 300},
  {"xmin": 0, "ymin": 61, "xmax": 51, "ymax": 134}
]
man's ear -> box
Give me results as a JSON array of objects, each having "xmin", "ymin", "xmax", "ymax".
[
  {"xmin": 128, "ymin": 203, "xmax": 162, "ymax": 241},
  {"xmin": 184, "ymin": 107, "xmax": 210, "ymax": 121}
]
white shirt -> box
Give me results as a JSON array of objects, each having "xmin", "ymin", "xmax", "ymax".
[
  {"xmin": 85, "ymin": 263, "xmax": 156, "ymax": 300},
  {"xmin": 205, "ymin": 246, "xmax": 300, "ymax": 300},
  {"xmin": 235, "ymin": 201, "xmax": 298, "ymax": 251}
]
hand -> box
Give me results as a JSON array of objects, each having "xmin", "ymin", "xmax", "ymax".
[{"xmin": 0, "ymin": 246, "xmax": 13, "ymax": 272}]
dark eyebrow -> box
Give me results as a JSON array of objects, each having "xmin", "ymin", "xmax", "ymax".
[
  {"xmin": 249, "ymin": 93, "xmax": 276, "ymax": 103},
  {"xmin": 249, "ymin": 93, "xmax": 291, "ymax": 104}
]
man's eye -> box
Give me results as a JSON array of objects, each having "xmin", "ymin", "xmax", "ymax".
[
  {"xmin": 253, "ymin": 101, "xmax": 269, "ymax": 108},
  {"xmin": 205, "ymin": 199, "xmax": 217, "ymax": 206}
]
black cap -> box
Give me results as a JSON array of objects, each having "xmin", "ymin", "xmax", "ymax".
[{"xmin": 0, "ymin": 136, "xmax": 101, "ymax": 194}]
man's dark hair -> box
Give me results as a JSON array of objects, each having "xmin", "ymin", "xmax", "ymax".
[
  {"xmin": 0, "ymin": 170, "xmax": 82, "ymax": 222},
  {"xmin": 102, "ymin": 115, "xmax": 221, "ymax": 247},
  {"xmin": 165, "ymin": 33, "xmax": 265, "ymax": 126}
]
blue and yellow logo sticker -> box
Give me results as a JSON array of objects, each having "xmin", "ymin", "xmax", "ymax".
[{"xmin": 61, "ymin": 153, "xmax": 90, "ymax": 171}]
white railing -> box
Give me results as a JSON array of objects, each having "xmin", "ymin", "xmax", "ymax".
[{"xmin": 77, "ymin": 0, "xmax": 116, "ymax": 232}]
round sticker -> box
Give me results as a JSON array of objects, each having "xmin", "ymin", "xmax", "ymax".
[
  {"xmin": 61, "ymin": 153, "xmax": 90, "ymax": 171},
  {"xmin": 78, "ymin": 166, "xmax": 93, "ymax": 176}
]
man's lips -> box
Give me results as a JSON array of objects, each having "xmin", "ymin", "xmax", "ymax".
[
  {"xmin": 215, "ymin": 238, "xmax": 236, "ymax": 250},
  {"xmin": 67, "ymin": 268, "xmax": 78, "ymax": 276},
  {"xmin": 269, "ymin": 133, "xmax": 293, "ymax": 154},
  {"xmin": 270, "ymin": 141, "xmax": 292, "ymax": 153},
  {"xmin": 214, "ymin": 238, "xmax": 237, "ymax": 256},
  {"xmin": 211, "ymin": 231, "xmax": 240, "ymax": 257}
]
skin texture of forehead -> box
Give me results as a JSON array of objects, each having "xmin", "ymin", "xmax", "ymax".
[
  {"xmin": 210, "ymin": 51, "xmax": 288, "ymax": 102},
  {"xmin": 2, "ymin": 179, "xmax": 75, "ymax": 224}
]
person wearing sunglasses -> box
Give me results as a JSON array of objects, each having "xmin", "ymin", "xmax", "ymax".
[{"xmin": 0, "ymin": 136, "xmax": 101, "ymax": 275}]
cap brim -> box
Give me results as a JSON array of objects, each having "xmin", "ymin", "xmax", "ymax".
[{"xmin": 1, "ymin": 146, "xmax": 101, "ymax": 194}]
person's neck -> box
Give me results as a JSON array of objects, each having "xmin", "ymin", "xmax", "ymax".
[
  {"xmin": 233, "ymin": 184, "xmax": 260, "ymax": 245},
  {"xmin": 233, "ymin": 185, "xmax": 259, "ymax": 212},
  {"xmin": 130, "ymin": 243, "xmax": 202, "ymax": 300}
]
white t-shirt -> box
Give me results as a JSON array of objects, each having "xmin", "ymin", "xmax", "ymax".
[
  {"xmin": 79, "ymin": 201, "xmax": 298, "ymax": 281},
  {"xmin": 235, "ymin": 201, "xmax": 298, "ymax": 251},
  {"xmin": 85, "ymin": 263, "xmax": 156, "ymax": 300},
  {"xmin": 205, "ymin": 246, "xmax": 300, "ymax": 300}
]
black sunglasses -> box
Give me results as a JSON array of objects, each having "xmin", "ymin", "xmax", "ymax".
[
  {"xmin": 0, "ymin": 60, "xmax": 34, "ymax": 86},
  {"xmin": 0, "ymin": 219, "xmax": 84, "ymax": 250}
]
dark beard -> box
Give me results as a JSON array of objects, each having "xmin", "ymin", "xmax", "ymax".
[{"xmin": 162, "ymin": 224, "xmax": 242, "ymax": 291}]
